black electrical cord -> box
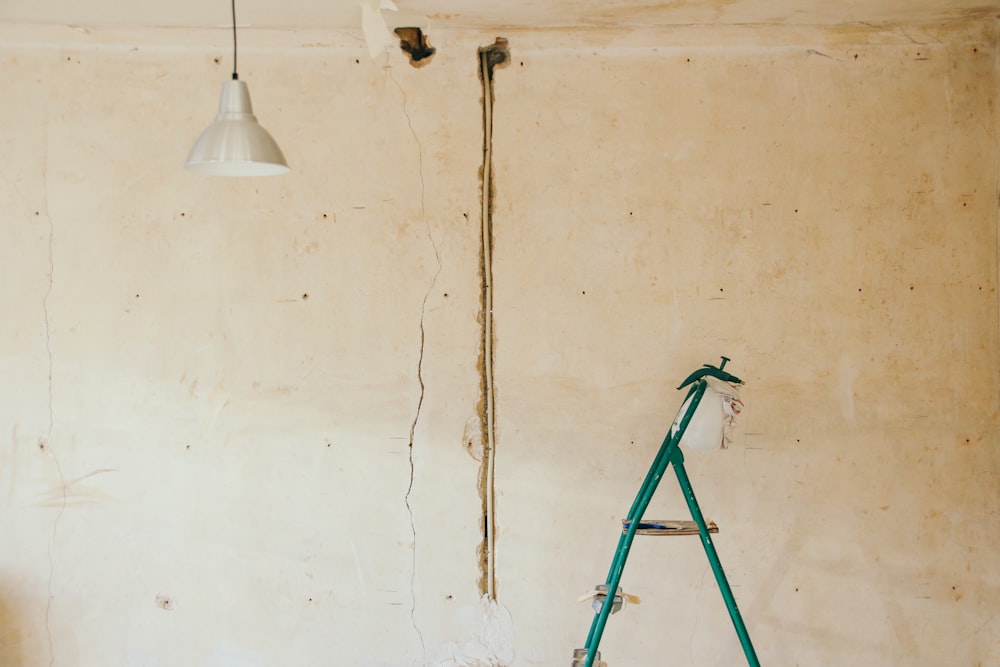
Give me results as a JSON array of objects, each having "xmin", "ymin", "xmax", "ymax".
[{"xmin": 231, "ymin": 0, "xmax": 238, "ymax": 80}]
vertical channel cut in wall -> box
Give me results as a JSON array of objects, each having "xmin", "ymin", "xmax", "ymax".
[
  {"xmin": 994, "ymin": 21, "xmax": 1000, "ymax": 401},
  {"xmin": 477, "ymin": 38, "xmax": 509, "ymax": 601}
]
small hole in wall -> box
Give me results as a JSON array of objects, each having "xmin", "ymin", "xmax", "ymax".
[
  {"xmin": 519, "ymin": 61, "xmax": 524, "ymax": 66},
  {"xmin": 214, "ymin": 57, "xmax": 221, "ymax": 64},
  {"xmin": 581, "ymin": 290, "xmax": 586, "ymax": 295},
  {"xmin": 395, "ymin": 27, "xmax": 435, "ymax": 67},
  {"xmin": 445, "ymin": 594, "xmax": 453, "ymax": 600},
  {"xmin": 302, "ymin": 293, "xmax": 309, "ymax": 301},
  {"xmin": 38, "ymin": 440, "xmax": 46, "ymax": 451},
  {"xmin": 35, "ymin": 211, "xmax": 40, "ymax": 216},
  {"xmin": 355, "ymin": 59, "xmax": 360, "ymax": 64},
  {"xmin": 443, "ymin": 292, "xmax": 449, "ymax": 298},
  {"xmin": 185, "ymin": 445, "xmax": 191, "ymax": 450},
  {"xmin": 858, "ymin": 288, "xmax": 863, "ymax": 293}
]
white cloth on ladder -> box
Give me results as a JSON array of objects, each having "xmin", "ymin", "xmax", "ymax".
[{"xmin": 674, "ymin": 376, "xmax": 743, "ymax": 452}]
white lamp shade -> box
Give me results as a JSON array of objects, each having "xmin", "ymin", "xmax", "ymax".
[{"xmin": 185, "ymin": 79, "xmax": 289, "ymax": 176}]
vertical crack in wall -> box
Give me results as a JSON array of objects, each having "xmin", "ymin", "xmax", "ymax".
[
  {"xmin": 477, "ymin": 38, "xmax": 509, "ymax": 601},
  {"xmin": 390, "ymin": 70, "xmax": 439, "ymax": 661},
  {"xmin": 41, "ymin": 119, "xmax": 66, "ymax": 667}
]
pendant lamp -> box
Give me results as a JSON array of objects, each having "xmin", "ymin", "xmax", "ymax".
[{"xmin": 185, "ymin": 0, "xmax": 289, "ymax": 176}]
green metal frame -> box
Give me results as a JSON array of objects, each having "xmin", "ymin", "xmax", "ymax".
[{"xmin": 579, "ymin": 358, "xmax": 760, "ymax": 667}]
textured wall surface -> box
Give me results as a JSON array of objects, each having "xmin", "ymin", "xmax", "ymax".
[
  {"xmin": 492, "ymin": 21, "xmax": 1000, "ymax": 667},
  {"xmin": 0, "ymin": 17, "xmax": 997, "ymax": 667}
]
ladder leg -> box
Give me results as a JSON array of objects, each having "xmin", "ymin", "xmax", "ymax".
[
  {"xmin": 582, "ymin": 450, "xmax": 668, "ymax": 661},
  {"xmin": 671, "ymin": 451, "xmax": 760, "ymax": 667},
  {"xmin": 580, "ymin": 383, "xmax": 708, "ymax": 667}
]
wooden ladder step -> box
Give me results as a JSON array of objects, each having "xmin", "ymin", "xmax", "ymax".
[{"xmin": 622, "ymin": 519, "xmax": 718, "ymax": 536}]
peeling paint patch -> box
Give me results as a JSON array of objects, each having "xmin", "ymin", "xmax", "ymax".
[
  {"xmin": 464, "ymin": 414, "xmax": 484, "ymax": 462},
  {"xmin": 432, "ymin": 595, "xmax": 515, "ymax": 667}
]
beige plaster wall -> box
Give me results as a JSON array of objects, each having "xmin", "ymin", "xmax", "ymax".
[
  {"xmin": 492, "ymin": 21, "xmax": 1000, "ymax": 667},
  {"xmin": 0, "ymin": 17, "xmax": 997, "ymax": 667}
]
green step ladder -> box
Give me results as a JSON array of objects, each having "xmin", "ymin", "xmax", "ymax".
[{"xmin": 574, "ymin": 358, "xmax": 760, "ymax": 667}]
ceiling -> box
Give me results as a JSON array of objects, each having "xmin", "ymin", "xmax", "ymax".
[{"xmin": 0, "ymin": 0, "xmax": 997, "ymax": 31}]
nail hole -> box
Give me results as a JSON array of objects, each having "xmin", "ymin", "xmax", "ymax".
[{"xmin": 302, "ymin": 293, "xmax": 309, "ymax": 301}]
